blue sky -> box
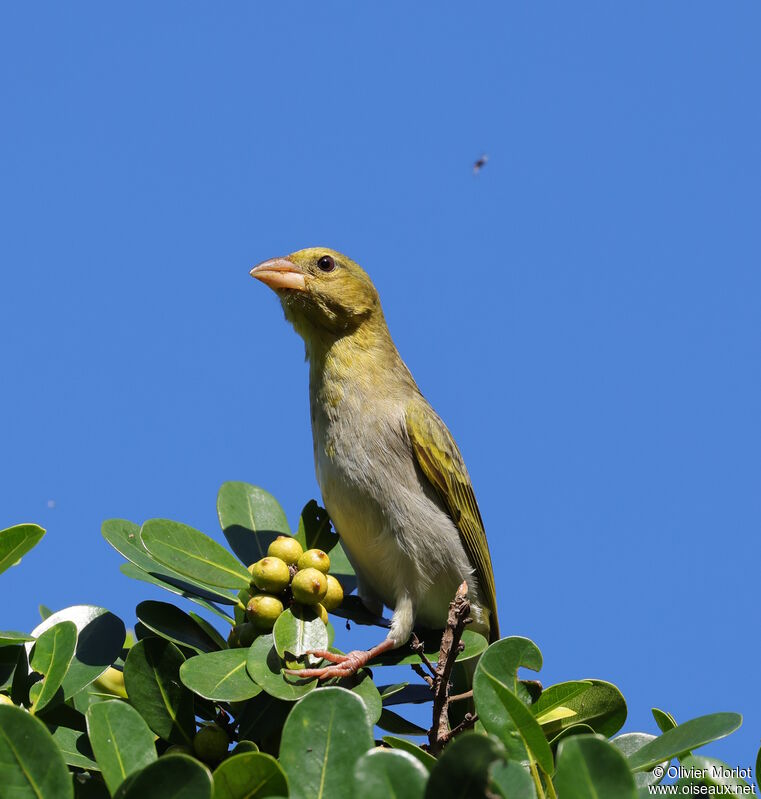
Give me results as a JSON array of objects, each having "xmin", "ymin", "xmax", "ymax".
[{"xmin": 1, "ymin": 2, "xmax": 759, "ymax": 767}]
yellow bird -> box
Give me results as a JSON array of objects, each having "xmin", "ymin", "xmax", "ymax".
[{"xmin": 251, "ymin": 248, "xmax": 499, "ymax": 678}]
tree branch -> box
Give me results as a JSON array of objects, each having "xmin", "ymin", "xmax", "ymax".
[{"xmin": 422, "ymin": 580, "xmax": 472, "ymax": 756}]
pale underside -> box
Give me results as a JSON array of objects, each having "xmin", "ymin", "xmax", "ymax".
[{"xmin": 312, "ymin": 384, "xmax": 488, "ymax": 647}]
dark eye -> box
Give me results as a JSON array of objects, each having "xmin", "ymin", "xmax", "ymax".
[{"xmin": 317, "ymin": 255, "xmax": 336, "ymax": 272}]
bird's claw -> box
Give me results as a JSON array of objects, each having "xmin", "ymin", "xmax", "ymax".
[{"xmin": 283, "ymin": 649, "xmax": 371, "ymax": 680}]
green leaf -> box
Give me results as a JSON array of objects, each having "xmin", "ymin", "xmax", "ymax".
[
  {"xmin": 379, "ymin": 682, "xmax": 409, "ymax": 700},
  {"xmin": 374, "ymin": 630, "xmax": 487, "ymax": 667},
  {"xmin": 231, "ymin": 740, "xmax": 259, "ymax": 754},
  {"xmin": 136, "ymin": 600, "xmax": 220, "ymax": 653},
  {"xmin": 380, "ymin": 684, "xmax": 435, "ymax": 706},
  {"xmin": 343, "ymin": 669, "xmax": 383, "ymax": 726},
  {"xmin": 295, "ymin": 501, "xmax": 355, "ymax": 580},
  {"xmin": 425, "ymin": 733, "xmax": 505, "ymax": 799},
  {"xmin": 675, "ymin": 755, "xmax": 753, "ymax": 789},
  {"xmin": 188, "ymin": 612, "xmax": 229, "ymax": 650},
  {"xmin": 246, "ymin": 634, "xmax": 317, "ymax": 701},
  {"xmin": 237, "ymin": 693, "xmax": 292, "ymax": 742},
  {"xmin": 123, "ymin": 638, "xmax": 195, "ymax": 745},
  {"xmin": 532, "ymin": 680, "xmax": 591, "ymax": 724},
  {"xmin": 476, "ymin": 637, "xmax": 543, "ymax": 693},
  {"xmin": 329, "ymin": 595, "xmax": 386, "ymax": 627},
  {"xmin": 0, "ymin": 523, "xmax": 45, "ymax": 575},
  {"xmin": 104, "ymin": 518, "xmax": 237, "ymax": 606},
  {"xmin": 382, "ymin": 737, "xmax": 437, "ymax": 771},
  {"xmin": 141, "ymin": 518, "xmax": 251, "ymax": 590},
  {"xmin": 272, "ymin": 607, "xmax": 328, "ymax": 667},
  {"xmin": 354, "ymin": 749, "xmax": 428, "ymax": 799},
  {"xmin": 112, "ymin": 754, "xmax": 212, "ymax": 799},
  {"xmin": 489, "ymin": 760, "xmax": 537, "ymax": 798},
  {"xmin": 541, "ymin": 679, "xmax": 627, "ymax": 739},
  {"xmin": 0, "ymin": 704, "xmax": 73, "ymax": 798},
  {"xmin": 0, "ymin": 631, "xmax": 35, "ymax": 646},
  {"xmin": 651, "ymin": 707, "xmax": 677, "ymax": 734},
  {"xmin": 627, "ymin": 713, "xmax": 742, "ymax": 772},
  {"xmin": 212, "ymin": 752, "xmax": 288, "ymax": 799},
  {"xmin": 377, "ymin": 708, "xmax": 428, "ymax": 735},
  {"xmin": 119, "ymin": 564, "xmax": 234, "ymax": 622},
  {"xmin": 29, "ymin": 606, "xmax": 125, "ymax": 699},
  {"xmin": 0, "ymin": 644, "xmax": 19, "ymax": 689},
  {"xmin": 71, "ymin": 685, "xmax": 121, "ymax": 715},
  {"xmin": 87, "ymin": 699, "xmax": 158, "ymax": 794},
  {"xmin": 294, "ymin": 500, "xmax": 336, "ymax": 552},
  {"xmin": 29, "ymin": 620, "xmax": 77, "ymax": 713},
  {"xmin": 279, "ymin": 686, "xmax": 374, "ymax": 799},
  {"xmin": 548, "ymin": 722, "xmax": 596, "ymax": 748},
  {"xmin": 554, "ymin": 734, "xmax": 637, "ymax": 799},
  {"xmin": 217, "ymin": 482, "xmax": 290, "ymax": 566},
  {"xmin": 611, "ymin": 733, "xmax": 665, "ymax": 787},
  {"xmin": 48, "ymin": 724, "xmax": 99, "ymax": 770},
  {"xmin": 180, "ymin": 649, "xmax": 261, "ymax": 702},
  {"xmin": 473, "ymin": 637, "xmax": 553, "ymax": 774}
]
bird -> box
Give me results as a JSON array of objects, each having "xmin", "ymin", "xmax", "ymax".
[
  {"xmin": 473, "ymin": 154, "xmax": 489, "ymax": 174},
  {"xmin": 250, "ymin": 247, "xmax": 499, "ymax": 678}
]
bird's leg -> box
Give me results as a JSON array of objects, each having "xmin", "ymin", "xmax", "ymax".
[
  {"xmin": 284, "ymin": 638, "xmax": 398, "ymax": 680},
  {"xmin": 285, "ymin": 594, "xmax": 415, "ymax": 680}
]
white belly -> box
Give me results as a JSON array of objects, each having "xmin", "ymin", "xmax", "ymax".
[{"xmin": 313, "ymin": 400, "xmax": 475, "ymax": 630}]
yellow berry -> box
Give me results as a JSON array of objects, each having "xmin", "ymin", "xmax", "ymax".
[
  {"xmin": 297, "ymin": 548, "xmax": 330, "ymax": 574},
  {"xmin": 321, "ymin": 575, "xmax": 344, "ymax": 612},
  {"xmin": 291, "ymin": 568, "xmax": 328, "ymax": 605},
  {"xmin": 193, "ymin": 724, "xmax": 229, "ymax": 763},
  {"xmin": 164, "ymin": 744, "xmax": 193, "ymax": 756},
  {"xmin": 249, "ymin": 557, "xmax": 290, "ymax": 593},
  {"xmin": 247, "ymin": 594, "xmax": 284, "ymax": 630},
  {"xmin": 0, "ymin": 694, "xmax": 13, "ymax": 706},
  {"xmin": 267, "ymin": 535, "xmax": 304, "ymax": 565},
  {"xmin": 94, "ymin": 667, "xmax": 128, "ymax": 698},
  {"xmin": 315, "ymin": 603, "xmax": 329, "ymax": 624}
]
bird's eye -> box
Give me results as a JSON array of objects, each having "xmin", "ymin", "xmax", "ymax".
[{"xmin": 317, "ymin": 255, "xmax": 336, "ymax": 272}]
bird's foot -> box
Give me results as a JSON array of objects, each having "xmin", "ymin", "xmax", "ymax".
[{"xmin": 284, "ymin": 639, "xmax": 397, "ymax": 680}]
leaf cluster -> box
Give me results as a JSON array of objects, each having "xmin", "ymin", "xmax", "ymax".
[{"xmin": 0, "ymin": 485, "xmax": 754, "ymax": 798}]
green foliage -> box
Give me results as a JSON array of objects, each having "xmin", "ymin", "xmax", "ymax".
[
  {"xmin": 213, "ymin": 752, "xmax": 288, "ymax": 798},
  {"xmin": 279, "ymin": 687, "xmax": 374, "ymax": 799},
  {"xmin": 180, "ymin": 649, "xmax": 261, "ymax": 702},
  {"xmin": 554, "ymin": 735, "xmax": 637, "ymax": 798},
  {"xmin": 354, "ymin": 749, "xmax": 428, "ymax": 798},
  {"xmin": 0, "ymin": 483, "xmax": 748, "ymax": 798},
  {"xmin": 29, "ymin": 620, "xmax": 77, "ymax": 713},
  {"xmin": 86, "ymin": 700, "xmax": 157, "ymax": 793},
  {"xmin": 0, "ymin": 704, "xmax": 73, "ymax": 798},
  {"xmin": 124, "ymin": 638, "xmax": 195, "ymax": 745},
  {"xmin": 0, "ymin": 523, "xmax": 45, "ymax": 576}
]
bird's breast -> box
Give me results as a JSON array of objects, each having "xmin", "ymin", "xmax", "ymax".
[{"xmin": 310, "ymin": 387, "xmax": 474, "ymax": 626}]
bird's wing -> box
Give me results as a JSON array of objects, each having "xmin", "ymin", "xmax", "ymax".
[{"xmin": 406, "ymin": 399, "xmax": 499, "ymax": 641}]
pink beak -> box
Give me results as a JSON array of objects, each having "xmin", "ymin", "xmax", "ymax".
[{"xmin": 249, "ymin": 257, "xmax": 307, "ymax": 291}]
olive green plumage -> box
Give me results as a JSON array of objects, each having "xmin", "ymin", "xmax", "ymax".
[
  {"xmin": 406, "ymin": 399, "xmax": 499, "ymax": 641},
  {"xmin": 251, "ymin": 247, "xmax": 500, "ymax": 645}
]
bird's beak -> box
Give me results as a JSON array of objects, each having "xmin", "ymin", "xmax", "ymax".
[{"xmin": 249, "ymin": 257, "xmax": 307, "ymax": 291}]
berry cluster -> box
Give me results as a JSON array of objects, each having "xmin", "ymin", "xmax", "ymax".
[{"xmin": 229, "ymin": 536, "xmax": 344, "ymax": 647}]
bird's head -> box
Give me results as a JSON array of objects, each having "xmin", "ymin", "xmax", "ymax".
[{"xmin": 250, "ymin": 247, "xmax": 380, "ymax": 340}]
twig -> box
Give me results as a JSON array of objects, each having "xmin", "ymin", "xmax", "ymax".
[
  {"xmin": 410, "ymin": 633, "xmax": 436, "ymax": 678},
  {"xmin": 447, "ymin": 689, "xmax": 473, "ymax": 703},
  {"xmin": 437, "ymin": 712, "xmax": 478, "ymax": 745},
  {"xmin": 425, "ymin": 581, "xmax": 472, "ymax": 756},
  {"xmin": 411, "ymin": 662, "xmax": 433, "ymax": 687}
]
